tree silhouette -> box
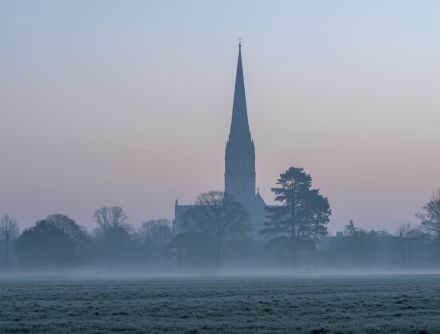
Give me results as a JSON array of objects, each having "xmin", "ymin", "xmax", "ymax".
[
  {"xmin": 137, "ymin": 219, "xmax": 173, "ymax": 261},
  {"xmin": 140, "ymin": 219, "xmax": 172, "ymax": 246},
  {"xmin": 93, "ymin": 206, "xmax": 128, "ymax": 237},
  {"xmin": 0, "ymin": 214, "xmax": 20, "ymax": 265},
  {"xmin": 345, "ymin": 219, "xmax": 359, "ymax": 236},
  {"xmin": 181, "ymin": 191, "xmax": 250, "ymax": 262},
  {"xmin": 416, "ymin": 189, "xmax": 440, "ymax": 245},
  {"xmin": 261, "ymin": 167, "xmax": 331, "ymax": 257},
  {"xmin": 15, "ymin": 214, "xmax": 84, "ymax": 266},
  {"xmin": 92, "ymin": 206, "xmax": 132, "ymax": 262}
]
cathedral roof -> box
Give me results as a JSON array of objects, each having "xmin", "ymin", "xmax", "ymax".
[{"xmin": 255, "ymin": 191, "xmax": 266, "ymax": 206}]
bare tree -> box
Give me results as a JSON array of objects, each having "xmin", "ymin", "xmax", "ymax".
[
  {"xmin": 92, "ymin": 206, "xmax": 132, "ymax": 262},
  {"xmin": 0, "ymin": 214, "xmax": 20, "ymax": 265},
  {"xmin": 93, "ymin": 206, "xmax": 128, "ymax": 238},
  {"xmin": 140, "ymin": 219, "xmax": 172, "ymax": 245},
  {"xmin": 397, "ymin": 223, "xmax": 413, "ymax": 238},
  {"xmin": 181, "ymin": 191, "xmax": 250, "ymax": 261},
  {"xmin": 46, "ymin": 214, "xmax": 87, "ymax": 243},
  {"xmin": 416, "ymin": 189, "xmax": 440, "ymax": 244}
]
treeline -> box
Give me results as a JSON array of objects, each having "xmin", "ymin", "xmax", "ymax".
[
  {"xmin": 0, "ymin": 209, "xmax": 172, "ymax": 268},
  {"xmin": 1, "ymin": 166, "xmax": 439, "ymax": 270}
]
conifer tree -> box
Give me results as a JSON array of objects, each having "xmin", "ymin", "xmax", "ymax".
[{"xmin": 261, "ymin": 167, "xmax": 331, "ymax": 255}]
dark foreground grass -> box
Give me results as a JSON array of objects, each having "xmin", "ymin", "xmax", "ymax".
[{"xmin": 0, "ymin": 275, "xmax": 439, "ymax": 333}]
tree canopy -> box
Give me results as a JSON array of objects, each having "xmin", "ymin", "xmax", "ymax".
[
  {"xmin": 0, "ymin": 214, "xmax": 20, "ymax": 265},
  {"xmin": 92, "ymin": 206, "xmax": 133, "ymax": 262},
  {"xmin": 180, "ymin": 191, "xmax": 250, "ymax": 262},
  {"xmin": 261, "ymin": 167, "xmax": 331, "ymax": 257},
  {"xmin": 15, "ymin": 214, "xmax": 83, "ymax": 266},
  {"xmin": 416, "ymin": 189, "xmax": 440, "ymax": 244}
]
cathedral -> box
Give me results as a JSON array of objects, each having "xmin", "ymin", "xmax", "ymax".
[{"xmin": 174, "ymin": 44, "xmax": 266, "ymax": 238}]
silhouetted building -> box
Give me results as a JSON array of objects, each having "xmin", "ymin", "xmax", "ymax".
[
  {"xmin": 225, "ymin": 42, "xmax": 256, "ymax": 206},
  {"xmin": 174, "ymin": 43, "xmax": 266, "ymax": 238}
]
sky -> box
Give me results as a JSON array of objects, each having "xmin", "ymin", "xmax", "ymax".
[{"xmin": 1, "ymin": 0, "xmax": 440, "ymax": 233}]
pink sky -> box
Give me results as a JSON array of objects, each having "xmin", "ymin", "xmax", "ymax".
[{"xmin": 1, "ymin": 1, "xmax": 439, "ymax": 233}]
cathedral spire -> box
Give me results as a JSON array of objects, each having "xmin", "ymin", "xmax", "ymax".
[
  {"xmin": 228, "ymin": 42, "xmax": 251, "ymax": 143},
  {"xmin": 225, "ymin": 43, "xmax": 256, "ymax": 206}
]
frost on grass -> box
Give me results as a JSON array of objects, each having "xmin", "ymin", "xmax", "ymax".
[{"xmin": 0, "ymin": 276, "xmax": 438, "ymax": 333}]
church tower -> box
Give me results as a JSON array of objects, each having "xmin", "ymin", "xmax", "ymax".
[
  {"xmin": 225, "ymin": 43, "xmax": 256, "ymax": 207},
  {"xmin": 175, "ymin": 43, "xmax": 266, "ymax": 238}
]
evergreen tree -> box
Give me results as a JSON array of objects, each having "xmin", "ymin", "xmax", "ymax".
[
  {"xmin": 345, "ymin": 219, "xmax": 359, "ymax": 236},
  {"xmin": 261, "ymin": 167, "xmax": 331, "ymax": 256}
]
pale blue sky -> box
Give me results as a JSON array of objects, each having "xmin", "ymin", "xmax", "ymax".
[{"xmin": 1, "ymin": 0, "xmax": 440, "ymax": 232}]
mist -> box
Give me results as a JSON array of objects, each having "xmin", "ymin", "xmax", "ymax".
[
  {"xmin": 2, "ymin": 197, "xmax": 440, "ymax": 278},
  {"xmin": 3, "ymin": 1, "xmax": 440, "ymax": 333}
]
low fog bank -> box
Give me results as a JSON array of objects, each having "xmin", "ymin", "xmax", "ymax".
[
  {"xmin": 3, "ymin": 265, "xmax": 440, "ymax": 282},
  {"xmin": 1, "ymin": 188, "xmax": 440, "ymax": 278},
  {"xmin": 2, "ymin": 211, "xmax": 440, "ymax": 278}
]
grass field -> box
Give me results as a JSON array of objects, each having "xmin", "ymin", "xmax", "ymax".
[{"xmin": 0, "ymin": 275, "xmax": 439, "ymax": 333}]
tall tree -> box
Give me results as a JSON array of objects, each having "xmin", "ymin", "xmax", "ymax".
[
  {"xmin": 181, "ymin": 191, "xmax": 250, "ymax": 262},
  {"xmin": 46, "ymin": 214, "xmax": 88, "ymax": 248},
  {"xmin": 92, "ymin": 206, "xmax": 132, "ymax": 262},
  {"xmin": 261, "ymin": 167, "xmax": 331, "ymax": 256},
  {"xmin": 93, "ymin": 206, "xmax": 128, "ymax": 237},
  {"xmin": 140, "ymin": 219, "xmax": 172, "ymax": 246},
  {"xmin": 416, "ymin": 189, "xmax": 440, "ymax": 244},
  {"xmin": 137, "ymin": 219, "xmax": 173, "ymax": 260},
  {"xmin": 0, "ymin": 214, "xmax": 20, "ymax": 265},
  {"xmin": 15, "ymin": 214, "xmax": 84, "ymax": 266},
  {"xmin": 344, "ymin": 219, "xmax": 358, "ymax": 236}
]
